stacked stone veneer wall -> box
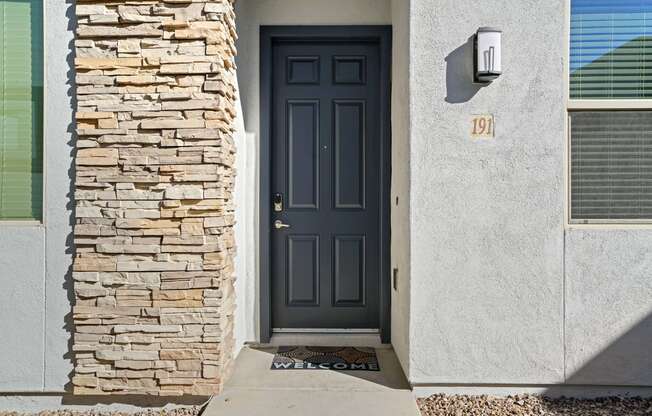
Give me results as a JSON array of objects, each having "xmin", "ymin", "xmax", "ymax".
[{"xmin": 71, "ymin": 0, "xmax": 237, "ymax": 396}]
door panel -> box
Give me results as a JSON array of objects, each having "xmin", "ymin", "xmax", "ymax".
[
  {"xmin": 333, "ymin": 235, "xmax": 366, "ymax": 306},
  {"xmin": 287, "ymin": 100, "xmax": 319, "ymax": 209},
  {"xmin": 287, "ymin": 235, "xmax": 320, "ymax": 306},
  {"xmin": 271, "ymin": 39, "xmax": 382, "ymax": 330},
  {"xmin": 334, "ymin": 100, "xmax": 366, "ymax": 209}
]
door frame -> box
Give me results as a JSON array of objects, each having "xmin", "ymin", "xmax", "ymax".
[{"xmin": 259, "ymin": 25, "xmax": 392, "ymax": 343}]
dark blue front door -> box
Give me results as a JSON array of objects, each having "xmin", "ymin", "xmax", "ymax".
[{"xmin": 271, "ymin": 38, "xmax": 383, "ymax": 330}]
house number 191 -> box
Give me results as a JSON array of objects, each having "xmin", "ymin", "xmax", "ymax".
[{"xmin": 471, "ymin": 115, "xmax": 494, "ymax": 139}]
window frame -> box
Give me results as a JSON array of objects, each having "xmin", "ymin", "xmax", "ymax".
[
  {"xmin": 565, "ymin": 0, "xmax": 652, "ymax": 228},
  {"xmin": 0, "ymin": 0, "xmax": 46, "ymax": 225}
]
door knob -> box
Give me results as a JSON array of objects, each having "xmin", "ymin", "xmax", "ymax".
[{"xmin": 274, "ymin": 220, "xmax": 291, "ymax": 230}]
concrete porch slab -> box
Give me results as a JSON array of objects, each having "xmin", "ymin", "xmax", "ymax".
[{"xmin": 203, "ymin": 346, "xmax": 420, "ymax": 416}]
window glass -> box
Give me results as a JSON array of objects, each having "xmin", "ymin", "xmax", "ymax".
[
  {"xmin": 571, "ymin": 111, "xmax": 652, "ymax": 221},
  {"xmin": 0, "ymin": 0, "xmax": 43, "ymax": 220},
  {"xmin": 570, "ymin": 0, "xmax": 652, "ymax": 99}
]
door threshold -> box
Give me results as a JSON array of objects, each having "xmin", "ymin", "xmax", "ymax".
[
  {"xmin": 252, "ymin": 332, "xmax": 389, "ymax": 348},
  {"xmin": 272, "ymin": 328, "xmax": 379, "ymax": 334}
]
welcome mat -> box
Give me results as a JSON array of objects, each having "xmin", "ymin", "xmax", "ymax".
[{"xmin": 271, "ymin": 346, "xmax": 380, "ymax": 371}]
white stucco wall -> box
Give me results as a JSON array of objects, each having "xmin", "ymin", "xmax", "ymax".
[
  {"xmin": 564, "ymin": 230, "xmax": 652, "ymax": 386},
  {"xmin": 390, "ymin": 0, "xmax": 412, "ymax": 378},
  {"xmin": 408, "ymin": 0, "xmax": 567, "ymax": 385},
  {"xmin": 232, "ymin": 77, "xmax": 257, "ymax": 354},
  {"xmin": 0, "ymin": 0, "xmax": 74, "ymax": 392},
  {"xmin": 408, "ymin": 0, "xmax": 652, "ymax": 391}
]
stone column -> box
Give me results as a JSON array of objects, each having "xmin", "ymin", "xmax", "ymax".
[{"xmin": 71, "ymin": 0, "xmax": 237, "ymax": 396}]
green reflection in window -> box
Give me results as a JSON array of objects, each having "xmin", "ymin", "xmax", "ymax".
[
  {"xmin": 0, "ymin": 0, "xmax": 43, "ymax": 220},
  {"xmin": 570, "ymin": 0, "xmax": 652, "ymax": 99}
]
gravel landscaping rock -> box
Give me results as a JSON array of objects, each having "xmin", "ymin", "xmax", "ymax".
[
  {"xmin": 0, "ymin": 407, "xmax": 200, "ymax": 416},
  {"xmin": 418, "ymin": 394, "xmax": 652, "ymax": 416}
]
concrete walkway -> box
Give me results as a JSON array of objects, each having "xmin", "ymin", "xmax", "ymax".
[{"xmin": 203, "ymin": 346, "xmax": 420, "ymax": 416}]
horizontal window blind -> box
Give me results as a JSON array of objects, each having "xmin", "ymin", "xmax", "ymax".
[
  {"xmin": 0, "ymin": 0, "xmax": 43, "ymax": 220},
  {"xmin": 571, "ymin": 111, "xmax": 652, "ymax": 221},
  {"xmin": 570, "ymin": 0, "xmax": 652, "ymax": 99}
]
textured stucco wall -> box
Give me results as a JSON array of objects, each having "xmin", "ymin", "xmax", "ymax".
[
  {"xmin": 0, "ymin": 0, "xmax": 75, "ymax": 392},
  {"xmin": 408, "ymin": 0, "xmax": 566, "ymax": 384},
  {"xmin": 232, "ymin": 81, "xmax": 257, "ymax": 355},
  {"xmin": 408, "ymin": 0, "xmax": 652, "ymax": 390},
  {"xmin": 0, "ymin": 227, "xmax": 46, "ymax": 391},
  {"xmin": 565, "ymin": 230, "xmax": 652, "ymax": 386},
  {"xmin": 390, "ymin": 0, "xmax": 411, "ymax": 378}
]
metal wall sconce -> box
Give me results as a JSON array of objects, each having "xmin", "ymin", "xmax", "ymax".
[{"xmin": 474, "ymin": 27, "xmax": 502, "ymax": 83}]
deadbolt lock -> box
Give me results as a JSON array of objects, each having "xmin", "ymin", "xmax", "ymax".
[{"xmin": 273, "ymin": 193, "xmax": 283, "ymax": 212}]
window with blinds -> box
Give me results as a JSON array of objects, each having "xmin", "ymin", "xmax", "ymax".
[
  {"xmin": 570, "ymin": 1, "xmax": 652, "ymax": 223},
  {"xmin": 0, "ymin": 0, "xmax": 43, "ymax": 220},
  {"xmin": 571, "ymin": 111, "xmax": 652, "ymax": 221},
  {"xmin": 570, "ymin": 0, "xmax": 652, "ymax": 99}
]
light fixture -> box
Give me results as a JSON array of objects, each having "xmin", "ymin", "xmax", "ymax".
[{"xmin": 474, "ymin": 27, "xmax": 502, "ymax": 83}]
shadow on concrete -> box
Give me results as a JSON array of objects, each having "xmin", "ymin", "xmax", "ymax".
[
  {"xmin": 236, "ymin": 346, "xmax": 411, "ymax": 392},
  {"xmin": 202, "ymin": 346, "xmax": 420, "ymax": 416},
  {"xmin": 445, "ymin": 36, "xmax": 484, "ymax": 104},
  {"xmin": 230, "ymin": 310, "xmax": 652, "ymax": 398}
]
